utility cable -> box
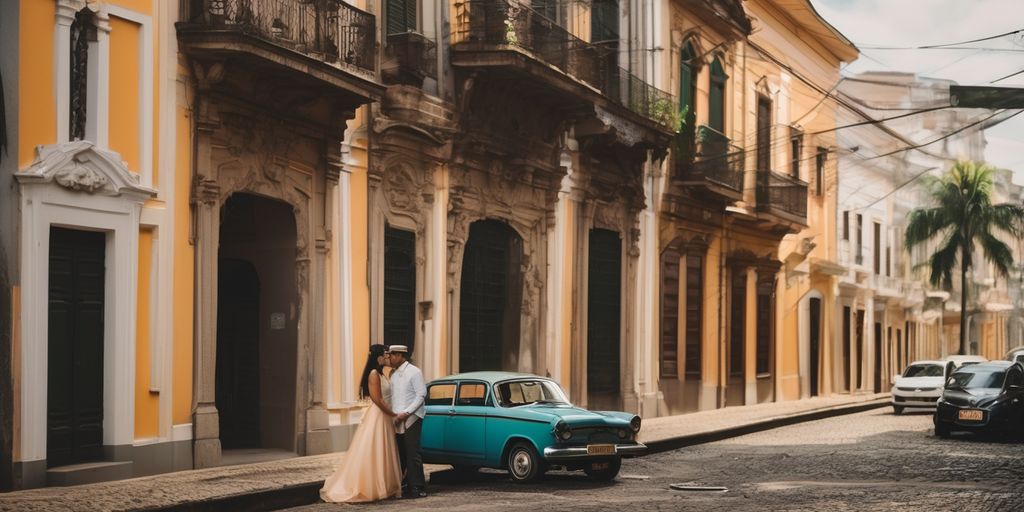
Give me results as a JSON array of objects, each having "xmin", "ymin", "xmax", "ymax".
[{"xmin": 854, "ymin": 28, "xmax": 1024, "ymax": 50}]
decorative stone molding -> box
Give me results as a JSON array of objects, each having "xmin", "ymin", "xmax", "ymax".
[{"xmin": 16, "ymin": 141, "xmax": 155, "ymax": 198}]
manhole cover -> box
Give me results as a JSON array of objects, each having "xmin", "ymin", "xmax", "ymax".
[{"xmin": 670, "ymin": 483, "xmax": 728, "ymax": 492}]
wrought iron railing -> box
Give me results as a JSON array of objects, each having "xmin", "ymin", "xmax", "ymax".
[
  {"xmin": 184, "ymin": 0, "xmax": 376, "ymax": 76},
  {"xmin": 756, "ymin": 170, "xmax": 808, "ymax": 220},
  {"xmin": 383, "ymin": 31, "xmax": 438, "ymax": 85},
  {"xmin": 452, "ymin": 0, "xmax": 675, "ymax": 129},
  {"xmin": 689, "ymin": 125, "xmax": 744, "ymax": 192}
]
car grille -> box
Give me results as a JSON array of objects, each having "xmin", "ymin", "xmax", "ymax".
[
  {"xmin": 567, "ymin": 427, "xmax": 626, "ymax": 444},
  {"xmin": 894, "ymin": 396, "xmax": 937, "ymax": 403},
  {"xmin": 896, "ymin": 387, "xmax": 938, "ymax": 392}
]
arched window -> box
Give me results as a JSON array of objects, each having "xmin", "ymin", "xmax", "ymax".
[
  {"xmin": 679, "ymin": 42, "xmax": 697, "ymax": 124},
  {"xmin": 709, "ymin": 57, "xmax": 727, "ymax": 133},
  {"xmin": 69, "ymin": 8, "xmax": 96, "ymax": 141}
]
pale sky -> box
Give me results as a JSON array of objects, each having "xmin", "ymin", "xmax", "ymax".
[{"xmin": 809, "ymin": 0, "xmax": 1024, "ymax": 182}]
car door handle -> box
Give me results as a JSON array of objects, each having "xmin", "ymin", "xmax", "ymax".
[{"xmin": 447, "ymin": 409, "xmax": 456, "ymax": 416}]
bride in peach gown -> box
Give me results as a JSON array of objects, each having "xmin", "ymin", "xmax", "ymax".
[{"xmin": 320, "ymin": 344, "xmax": 402, "ymax": 502}]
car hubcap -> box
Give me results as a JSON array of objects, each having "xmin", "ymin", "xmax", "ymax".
[{"xmin": 512, "ymin": 451, "xmax": 531, "ymax": 478}]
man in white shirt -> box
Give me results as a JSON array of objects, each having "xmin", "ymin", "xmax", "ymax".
[{"xmin": 387, "ymin": 344, "xmax": 427, "ymax": 498}]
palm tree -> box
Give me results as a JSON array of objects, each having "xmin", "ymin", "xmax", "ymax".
[{"xmin": 905, "ymin": 161, "xmax": 1024, "ymax": 355}]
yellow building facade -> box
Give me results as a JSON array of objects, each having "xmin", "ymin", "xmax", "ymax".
[{"xmin": 2, "ymin": 0, "xmax": 870, "ymax": 490}]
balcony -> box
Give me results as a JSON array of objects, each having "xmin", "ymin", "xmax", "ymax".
[
  {"xmin": 756, "ymin": 170, "xmax": 808, "ymax": 227},
  {"xmin": 178, "ymin": 0, "xmax": 382, "ymax": 112},
  {"xmin": 676, "ymin": 125, "xmax": 744, "ymax": 201},
  {"xmin": 383, "ymin": 31, "xmax": 438, "ymax": 87},
  {"xmin": 451, "ymin": 0, "xmax": 675, "ymax": 135}
]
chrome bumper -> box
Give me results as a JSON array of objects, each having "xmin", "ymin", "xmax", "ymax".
[{"xmin": 543, "ymin": 443, "xmax": 647, "ymax": 460}]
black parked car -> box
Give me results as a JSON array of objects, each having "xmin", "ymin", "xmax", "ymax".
[{"xmin": 934, "ymin": 360, "xmax": 1024, "ymax": 438}]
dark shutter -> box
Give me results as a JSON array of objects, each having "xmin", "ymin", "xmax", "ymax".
[
  {"xmin": 591, "ymin": 0, "xmax": 619, "ymax": 44},
  {"xmin": 387, "ymin": 0, "xmax": 416, "ymax": 35},
  {"xmin": 660, "ymin": 249, "xmax": 680, "ymax": 378},
  {"xmin": 729, "ymin": 269, "xmax": 745, "ymax": 376},
  {"xmin": 384, "ymin": 225, "xmax": 417, "ymax": 352},
  {"xmin": 756, "ymin": 96, "xmax": 772, "ymax": 171},
  {"xmin": 708, "ymin": 58, "xmax": 727, "ymax": 132},
  {"xmin": 684, "ymin": 254, "xmax": 702, "ymax": 378},
  {"xmin": 755, "ymin": 278, "xmax": 773, "ymax": 375}
]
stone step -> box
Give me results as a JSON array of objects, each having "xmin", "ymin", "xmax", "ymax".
[{"xmin": 46, "ymin": 460, "xmax": 134, "ymax": 487}]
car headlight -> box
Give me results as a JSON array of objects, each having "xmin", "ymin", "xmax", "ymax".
[
  {"xmin": 630, "ymin": 416, "xmax": 642, "ymax": 433},
  {"xmin": 554, "ymin": 420, "xmax": 571, "ymax": 440}
]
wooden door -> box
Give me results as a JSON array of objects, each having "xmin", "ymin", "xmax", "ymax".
[
  {"xmin": 216, "ymin": 259, "xmax": 261, "ymax": 449},
  {"xmin": 47, "ymin": 227, "xmax": 105, "ymax": 467},
  {"xmin": 587, "ymin": 229, "xmax": 621, "ymax": 407},
  {"xmin": 384, "ymin": 225, "xmax": 416, "ymax": 351},
  {"xmin": 460, "ymin": 220, "xmax": 522, "ymax": 372},
  {"xmin": 809, "ymin": 297, "xmax": 821, "ymax": 397}
]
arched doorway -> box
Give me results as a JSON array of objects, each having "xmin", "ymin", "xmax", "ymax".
[
  {"xmin": 217, "ymin": 193, "xmax": 298, "ymax": 453},
  {"xmin": 459, "ymin": 219, "xmax": 523, "ymax": 372}
]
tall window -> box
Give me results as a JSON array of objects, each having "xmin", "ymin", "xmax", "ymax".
[
  {"xmin": 532, "ymin": 0, "xmax": 558, "ymax": 20},
  {"xmin": 386, "ymin": 0, "xmax": 417, "ymax": 35},
  {"xmin": 855, "ymin": 213, "xmax": 863, "ymax": 264},
  {"xmin": 708, "ymin": 58, "xmax": 727, "ymax": 133},
  {"xmin": 815, "ymin": 147, "xmax": 827, "ymax": 196},
  {"xmin": 591, "ymin": 0, "xmax": 619, "ymax": 44},
  {"xmin": 684, "ymin": 253, "xmax": 703, "ymax": 378},
  {"xmin": 873, "ymin": 222, "xmax": 882, "ymax": 275},
  {"xmin": 756, "ymin": 96, "xmax": 772, "ymax": 171},
  {"xmin": 789, "ymin": 128, "xmax": 802, "ymax": 178},
  {"xmin": 659, "ymin": 249, "xmax": 680, "ymax": 378},
  {"xmin": 69, "ymin": 8, "xmax": 96, "ymax": 141},
  {"xmin": 679, "ymin": 43, "xmax": 697, "ymax": 126},
  {"xmin": 842, "ymin": 211, "xmax": 849, "ymax": 240}
]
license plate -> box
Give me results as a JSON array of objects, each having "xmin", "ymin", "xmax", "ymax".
[
  {"xmin": 587, "ymin": 444, "xmax": 616, "ymax": 455},
  {"xmin": 958, "ymin": 409, "xmax": 983, "ymax": 421}
]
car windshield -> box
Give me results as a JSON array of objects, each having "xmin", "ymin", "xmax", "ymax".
[
  {"xmin": 947, "ymin": 369, "xmax": 1006, "ymax": 390},
  {"xmin": 496, "ymin": 380, "xmax": 570, "ymax": 407},
  {"xmin": 903, "ymin": 364, "xmax": 944, "ymax": 378}
]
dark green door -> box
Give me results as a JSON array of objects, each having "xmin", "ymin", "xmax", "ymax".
[
  {"xmin": 587, "ymin": 229, "xmax": 621, "ymax": 408},
  {"xmin": 384, "ymin": 225, "xmax": 416, "ymax": 351},
  {"xmin": 216, "ymin": 259, "xmax": 261, "ymax": 449},
  {"xmin": 459, "ymin": 220, "xmax": 522, "ymax": 372},
  {"xmin": 47, "ymin": 227, "xmax": 105, "ymax": 467}
]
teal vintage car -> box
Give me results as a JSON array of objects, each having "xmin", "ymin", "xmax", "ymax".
[{"xmin": 421, "ymin": 372, "xmax": 646, "ymax": 483}]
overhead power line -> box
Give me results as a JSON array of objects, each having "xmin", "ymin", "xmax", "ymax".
[
  {"xmin": 865, "ymin": 109, "xmax": 1021, "ymax": 161},
  {"xmin": 854, "ymin": 28, "xmax": 1024, "ymax": 50}
]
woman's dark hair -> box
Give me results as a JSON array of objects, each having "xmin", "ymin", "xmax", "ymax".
[{"xmin": 359, "ymin": 344, "xmax": 388, "ymax": 398}]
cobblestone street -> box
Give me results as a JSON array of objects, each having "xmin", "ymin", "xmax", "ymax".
[{"xmin": 289, "ymin": 409, "xmax": 1024, "ymax": 512}]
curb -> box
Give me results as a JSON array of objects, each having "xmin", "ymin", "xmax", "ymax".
[
  {"xmin": 146, "ymin": 482, "xmax": 324, "ymax": 512},
  {"xmin": 644, "ymin": 398, "xmax": 891, "ymax": 454}
]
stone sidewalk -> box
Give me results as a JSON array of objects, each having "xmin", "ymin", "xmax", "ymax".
[{"xmin": 0, "ymin": 393, "xmax": 889, "ymax": 512}]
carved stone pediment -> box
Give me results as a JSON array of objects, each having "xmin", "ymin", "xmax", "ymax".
[{"xmin": 16, "ymin": 141, "xmax": 155, "ymax": 199}]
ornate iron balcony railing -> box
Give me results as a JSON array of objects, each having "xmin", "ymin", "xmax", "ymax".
[
  {"xmin": 384, "ymin": 31, "xmax": 438, "ymax": 85},
  {"xmin": 756, "ymin": 169, "xmax": 808, "ymax": 220},
  {"xmin": 453, "ymin": 0, "xmax": 674, "ymax": 129},
  {"xmin": 690, "ymin": 125, "xmax": 744, "ymax": 192},
  {"xmin": 184, "ymin": 0, "xmax": 376, "ymax": 76}
]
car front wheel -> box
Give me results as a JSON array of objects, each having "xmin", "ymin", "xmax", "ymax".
[
  {"xmin": 935, "ymin": 422, "xmax": 951, "ymax": 438},
  {"xmin": 583, "ymin": 457, "xmax": 621, "ymax": 481},
  {"xmin": 893, "ymin": 405, "xmax": 904, "ymax": 415},
  {"xmin": 507, "ymin": 442, "xmax": 545, "ymax": 483}
]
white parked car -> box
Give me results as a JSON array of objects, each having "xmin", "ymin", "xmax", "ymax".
[{"xmin": 892, "ymin": 361, "xmax": 948, "ymax": 415}]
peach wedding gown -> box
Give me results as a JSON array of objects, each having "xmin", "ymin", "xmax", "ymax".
[{"xmin": 320, "ymin": 371, "xmax": 402, "ymax": 502}]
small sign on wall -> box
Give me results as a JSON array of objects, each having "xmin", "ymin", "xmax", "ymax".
[{"xmin": 270, "ymin": 312, "xmax": 286, "ymax": 330}]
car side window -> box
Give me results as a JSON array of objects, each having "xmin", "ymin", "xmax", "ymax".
[
  {"xmin": 426, "ymin": 383, "xmax": 456, "ymax": 406},
  {"xmin": 1007, "ymin": 370, "xmax": 1023, "ymax": 387},
  {"xmin": 457, "ymin": 382, "xmax": 488, "ymax": 406}
]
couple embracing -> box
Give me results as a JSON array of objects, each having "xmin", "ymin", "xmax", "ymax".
[{"xmin": 320, "ymin": 344, "xmax": 428, "ymax": 503}]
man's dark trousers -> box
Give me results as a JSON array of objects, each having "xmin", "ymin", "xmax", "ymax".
[{"xmin": 397, "ymin": 418, "xmax": 425, "ymax": 492}]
